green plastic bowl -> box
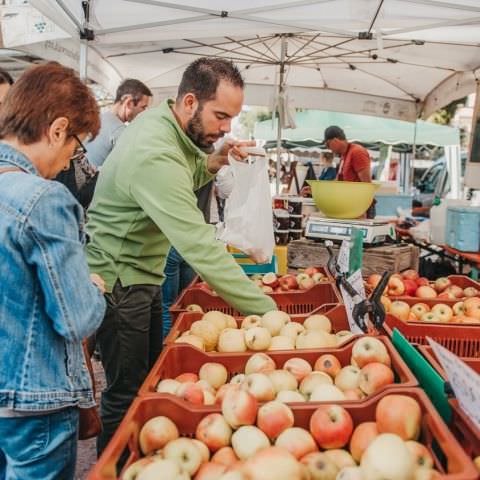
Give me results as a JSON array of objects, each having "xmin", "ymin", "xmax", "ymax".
[{"xmin": 307, "ymin": 180, "xmax": 380, "ymax": 219}]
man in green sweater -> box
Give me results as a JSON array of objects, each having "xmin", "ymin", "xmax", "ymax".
[{"xmin": 86, "ymin": 57, "xmax": 276, "ymax": 453}]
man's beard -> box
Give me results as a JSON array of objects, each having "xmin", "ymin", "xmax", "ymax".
[{"xmin": 186, "ymin": 105, "xmax": 224, "ymax": 153}]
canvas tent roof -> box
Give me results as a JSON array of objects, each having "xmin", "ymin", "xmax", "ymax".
[{"xmin": 17, "ymin": 1, "xmax": 480, "ymax": 121}]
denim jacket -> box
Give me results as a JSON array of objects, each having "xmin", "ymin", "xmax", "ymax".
[{"xmin": 0, "ymin": 144, "xmax": 106, "ymax": 411}]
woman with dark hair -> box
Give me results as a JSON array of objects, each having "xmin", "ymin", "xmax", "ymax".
[{"xmin": 0, "ymin": 63, "xmax": 106, "ymax": 479}]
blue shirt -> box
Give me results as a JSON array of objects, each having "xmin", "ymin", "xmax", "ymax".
[{"xmin": 0, "ymin": 143, "xmax": 106, "ymax": 411}]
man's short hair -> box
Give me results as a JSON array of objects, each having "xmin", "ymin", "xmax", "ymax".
[
  {"xmin": 114, "ymin": 79, "xmax": 152, "ymax": 105},
  {"xmin": 324, "ymin": 125, "xmax": 346, "ymax": 143},
  {"xmin": 177, "ymin": 57, "xmax": 244, "ymax": 104},
  {"xmin": 0, "ymin": 68, "xmax": 14, "ymax": 85}
]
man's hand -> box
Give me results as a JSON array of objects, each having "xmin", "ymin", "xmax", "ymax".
[
  {"xmin": 90, "ymin": 273, "xmax": 105, "ymax": 294},
  {"xmin": 207, "ymin": 139, "xmax": 256, "ymax": 174}
]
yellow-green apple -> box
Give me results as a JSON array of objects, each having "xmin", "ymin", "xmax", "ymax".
[
  {"xmin": 283, "ymin": 357, "xmax": 312, "ymax": 382},
  {"xmin": 139, "ymin": 416, "xmax": 179, "ymax": 454},
  {"xmin": 224, "ymin": 314, "xmax": 238, "ymax": 329},
  {"xmin": 245, "ymin": 353, "xmax": 276, "ymax": 375},
  {"xmin": 410, "ymin": 303, "xmax": 430, "ymax": 320},
  {"xmin": 421, "ymin": 312, "xmax": 439, "ymax": 323},
  {"xmin": 176, "ymin": 382, "xmax": 204, "ymax": 405},
  {"xmin": 433, "ymin": 277, "xmax": 451, "ymax": 293},
  {"xmin": 343, "ymin": 388, "xmax": 366, "ymax": 400},
  {"xmin": 231, "ymin": 426, "xmax": 270, "ymax": 460},
  {"xmin": 324, "ymin": 449, "xmax": 356, "ymax": 469},
  {"xmin": 280, "ymin": 322, "xmax": 305, "ymax": 340},
  {"xmin": 313, "ymin": 272, "xmax": 327, "ymax": 283},
  {"xmin": 359, "ymin": 362, "xmax": 395, "ymax": 395},
  {"xmin": 222, "ymin": 388, "xmax": 258, "ymax": 429},
  {"xmin": 163, "ymin": 438, "xmax": 203, "ymax": 476},
  {"xmin": 230, "ymin": 374, "xmax": 246, "ymax": 385},
  {"xmin": 381, "ymin": 296, "xmax": 392, "ymax": 313},
  {"xmin": 405, "ymin": 440, "xmax": 434, "ymax": 470},
  {"xmin": 240, "ymin": 373, "xmax": 276, "ymax": 402},
  {"xmin": 218, "ymin": 328, "xmax": 247, "ymax": 352},
  {"xmin": 376, "ymin": 394, "xmax": 421, "ymax": 440},
  {"xmin": 309, "ymin": 384, "xmax": 346, "ymax": 402},
  {"xmin": 191, "ymin": 439, "xmax": 210, "ymax": 463},
  {"xmin": 445, "ymin": 285, "xmax": 464, "ymax": 299},
  {"xmin": 310, "ymin": 404, "xmax": 354, "ymax": 449},
  {"xmin": 262, "ymin": 285, "xmax": 274, "ymax": 294},
  {"xmin": 413, "ymin": 467, "xmax": 443, "ymax": 480},
  {"xmin": 241, "ymin": 315, "xmax": 262, "ymax": 329},
  {"xmin": 195, "ymin": 413, "xmax": 232, "ymax": 452},
  {"xmin": 203, "ymin": 390, "xmax": 216, "ymax": 405},
  {"xmin": 303, "ymin": 314, "xmax": 332, "ymax": 333},
  {"xmin": 388, "ymin": 277, "xmax": 405, "ymax": 296},
  {"xmin": 276, "ymin": 390, "xmax": 306, "ymax": 403},
  {"xmin": 257, "ymin": 400, "xmax": 295, "ymax": 440},
  {"xmin": 275, "ymin": 427, "xmax": 318, "ymax": 459},
  {"xmin": 245, "ymin": 326, "xmax": 272, "ymax": 351},
  {"xmin": 351, "ymin": 337, "xmax": 391, "ymax": 367},
  {"xmin": 268, "ymin": 335, "xmax": 296, "ymax": 350},
  {"xmin": 360, "ymin": 433, "xmax": 414, "ymax": 480},
  {"xmin": 241, "ymin": 446, "xmax": 303, "ymax": 480},
  {"xmin": 300, "ymin": 372, "xmax": 333, "ymax": 399},
  {"xmin": 203, "ymin": 310, "xmax": 228, "ymax": 331},
  {"xmin": 175, "ymin": 334, "xmax": 205, "ymax": 351},
  {"xmin": 349, "ymin": 421, "xmax": 379, "ymax": 462},
  {"xmin": 186, "ymin": 304, "xmax": 204, "ymax": 313},
  {"xmin": 136, "ymin": 459, "xmax": 183, "ymax": 480},
  {"xmin": 296, "ymin": 330, "xmax": 335, "ymax": 349},
  {"xmin": 262, "ymin": 272, "xmax": 279, "ymax": 289},
  {"xmin": 416, "ymin": 286, "xmax": 437, "ymax": 299},
  {"xmin": 335, "ymin": 366, "xmax": 361, "ymax": 390},
  {"xmin": 335, "ymin": 466, "xmax": 364, "ymax": 480},
  {"xmin": 463, "ymin": 287, "xmax": 479, "ymax": 297},
  {"xmin": 156, "ymin": 379, "xmax": 180, "ymax": 394},
  {"xmin": 390, "ymin": 300, "xmax": 412, "ymax": 321},
  {"xmin": 268, "ymin": 369, "xmax": 298, "ymax": 393},
  {"xmin": 199, "ymin": 362, "xmax": 228, "ymax": 389},
  {"xmin": 211, "ymin": 446, "xmax": 238, "ymax": 467},
  {"xmin": 431, "ymin": 304, "xmax": 453, "ymax": 322},
  {"xmin": 314, "ymin": 354, "xmax": 342, "ymax": 378},
  {"xmin": 123, "ymin": 457, "xmax": 158, "ymax": 480},
  {"xmin": 464, "ymin": 297, "xmax": 480, "ymax": 319},
  {"xmin": 300, "ymin": 452, "xmax": 339, "ymax": 480},
  {"xmin": 191, "ymin": 320, "xmax": 220, "ymax": 351},
  {"xmin": 196, "ymin": 380, "xmax": 216, "ymax": 395},
  {"xmin": 194, "ymin": 462, "xmax": 227, "ymax": 480},
  {"xmin": 261, "ymin": 311, "xmax": 290, "ymax": 335},
  {"xmin": 298, "ymin": 276, "xmax": 315, "ymax": 290}
]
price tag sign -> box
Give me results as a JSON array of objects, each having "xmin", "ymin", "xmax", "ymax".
[
  {"xmin": 340, "ymin": 269, "xmax": 366, "ymax": 334},
  {"xmin": 427, "ymin": 337, "xmax": 480, "ymax": 430},
  {"xmin": 337, "ymin": 240, "xmax": 350, "ymax": 274}
]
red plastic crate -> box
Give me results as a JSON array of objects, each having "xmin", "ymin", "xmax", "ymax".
[
  {"xmin": 418, "ymin": 345, "xmax": 480, "ymax": 458},
  {"xmin": 383, "ymin": 313, "xmax": 480, "ymax": 357},
  {"xmin": 165, "ymin": 304, "xmax": 351, "ymax": 346},
  {"xmin": 88, "ymin": 389, "xmax": 479, "ymax": 480},
  {"xmin": 170, "ymin": 281, "xmax": 342, "ymax": 318},
  {"xmin": 139, "ymin": 336, "xmax": 418, "ymax": 401}
]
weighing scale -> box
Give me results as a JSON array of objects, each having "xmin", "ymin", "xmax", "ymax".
[{"xmin": 305, "ymin": 214, "xmax": 396, "ymax": 245}]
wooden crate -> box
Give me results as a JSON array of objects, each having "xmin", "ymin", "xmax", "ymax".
[{"xmin": 288, "ymin": 240, "xmax": 419, "ymax": 276}]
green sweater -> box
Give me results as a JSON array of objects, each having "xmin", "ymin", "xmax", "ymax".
[{"xmin": 86, "ymin": 99, "xmax": 276, "ymax": 316}]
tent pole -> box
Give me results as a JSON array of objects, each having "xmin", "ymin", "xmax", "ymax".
[
  {"xmin": 276, "ymin": 35, "xmax": 287, "ymax": 195},
  {"xmin": 79, "ymin": 40, "xmax": 88, "ymax": 82}
]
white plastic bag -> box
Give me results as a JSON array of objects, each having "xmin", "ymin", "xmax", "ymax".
[{"xmin": 216, "ymin": 152, "xmax": 275, "ymax": 264}]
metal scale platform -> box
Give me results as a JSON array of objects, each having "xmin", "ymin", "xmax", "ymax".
[{"xmin": 305, "ymin": 213, "xmax": 396, "ymax": 245}]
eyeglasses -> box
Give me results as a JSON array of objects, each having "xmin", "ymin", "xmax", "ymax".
[{"xmin": 73, "ymin": 134, "xmax": 87, "ymax": 155}]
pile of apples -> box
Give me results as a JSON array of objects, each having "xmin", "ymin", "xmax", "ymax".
[
  {"xmin": 157, "ymin": 337, "xmax": 396, "ymax": 406},
  {"xmin": 384, "ymin": 297, "xmax": 480, "ymax": 324},
  {"xmin": 122, "ymin": 393, "xmax": 443, "ymax": 480},
  {"xmin": 251, "ymin": 268, "xmax": 330, "ymax": 294},
  {"xmin": 174, "ymin": 310, "xmax": 355, "ymax": 353},
  {"xmin": 366, "ymin": 270, "xmax": 479, "ymax": 300}
]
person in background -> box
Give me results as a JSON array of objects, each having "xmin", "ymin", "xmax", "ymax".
[
  {"xmin": 86, "ymin": 57, "xmax": 276, "ymax": 454},
  {"xmin": 0, "ymin": 63, "xmax": 106, "ymax": 480},
  {"xmin": 318, "ymin": 151, "xmax": 336, "ymax": 180},
  {"xmin": 0, "ymin": 68, "xmax": 13, "ymax": 107},
  {"xmin": 86, "ymin": 78, "xmax": 153, "ymax": 168}
]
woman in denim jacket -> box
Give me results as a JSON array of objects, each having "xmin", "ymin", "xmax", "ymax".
[{"xmin": 0, "ymin": 63, "xmax": 106, "ymax": 479}]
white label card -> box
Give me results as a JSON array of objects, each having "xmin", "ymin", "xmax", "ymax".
[
  {"xmin": 340, "ymin": 269, "xmax": 366, "ymax": 334},
  {"xmin": 337, "ymin": 240, "xmax": 350, "ymax": 274},
  {"xmin": 427, "ymin": 337, "xmax": 480, "ymax": 430}
]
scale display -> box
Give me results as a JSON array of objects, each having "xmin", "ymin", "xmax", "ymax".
[{"xmin": 307, "ymin": 224, "xmax": 368, "ymax": 238}]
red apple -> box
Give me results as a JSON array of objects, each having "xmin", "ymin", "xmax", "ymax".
[
  {"xmin": 139, "ymin": 416, "xmax": 179, "ymax": 454},
  {"xmin": 438, "ymin": 291, "xmax": 456, "ymax": 300},
  {"xmin": 433, "ymin": 277, "xmax": 451, "ymax": 293},
  {"xmin": 402, "ymin": 270, "xmax": 419, "ymax": 281},
  {"xmin": 351, "ymin": 337, "xmax": 391, "ymax": 368},
  {"xmin": 358, "ymin": 362, "xmax": 395, "ymax": 395},
  {"xmin": 244, "ymin": 352, "xmax": 276, "ymax": 375},
  {"xmin": 257, "ymin": 400, "xmax": 294, "ymax": 440},
  {"xmin": 310, "ymin": 404, "xmax": 354, "ymax": 449},
  {"xmin": 195, "ymin": 413, "xmax": 232, "ymax": 452},
  {"xmin": 283, "ymin": 357, "xmax": 313, "ymax": 382},
  {"xmin": 415, "ymin": 286, "xmax": 437, "ymax": 299},
  {"xmin": 262, "ymin": 272, "xmax": 279, "ymax": 288},
  {"xmin": 389, "ymin": 300, "xmax": 411, "ymax": 321},
  {"xmin": 388, "ymin": 277, "xmax": 405, "ymax": 296},
  {"xmin": 195, "ymin": 462, "xmax": 227, "ymax": 480},
  {"xmin": 304, "ymin": 267, "xmax": 321, "ymax": 276},
  {"xmin": 314, "ymin": 354, "xmax": 342, "ymax": 378},
  {"xmin": 402, "ymin": 279, "xmax": 418, "ymax": 296},
  {"xmin": 376, "ymin": 394, "xmax": 421, "ymax": 440},
  {"xmin": 176, "ymin": 372, "xmax": 199, "ymax": 383},
  {"xmin": 240, "ymin": 373, "xmax": 276, "ymax": 402},
  {"xmin": 416, "ymin": 277, "xmax": 430, "ymax": 287},
  {"xmin": 445, "ymin": 285, "xmax": 464, "ymax": 299},
  {"xmin": 211, "ymin": 446, "xmax": 238, "ymax": 467},
  {"xmin": 279, "ymin": 274, "xmax": 298, "ymax": 291},
  {"xmin": 367, "ymin": 274, "xmax": 382, "ymax": 289},
  {"xmin": 275, "ymin": 427, "xmax": 318, "ymax": 459},
  {"xmin": 222, "ymin": 388, "xmax": 258, "ymax": 429},
  {"xmin": 176, "ymin": 382, "xmax": 204, "ymax": 405},
  {"xmin": 349, "ymin": 421, "xmax": 379, "ymax": 462}
]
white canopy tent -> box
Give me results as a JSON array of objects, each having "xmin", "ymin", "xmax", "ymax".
[{"xmin": 23, "ymin": 0, "xmax": 480, "ymax": 122}]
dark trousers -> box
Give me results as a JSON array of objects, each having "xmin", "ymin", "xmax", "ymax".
[{"xmin": 96, "ymin": 281, "xmax": 163, "ymax": 456}]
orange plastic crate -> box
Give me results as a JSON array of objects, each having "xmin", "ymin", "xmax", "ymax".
[
  {"xmin": 170, "ymin": 281, "xmax": 342, "ymax": 319},
  {"xmin": 418, "ymin": 345, "xmax": 480, "ymax": 458},
  {"xmin": 88, "ymin": 389, "xmax": 479, "ymax": 480},
  {"xmin": 139, "ymin": 336, "xmax": 418, "ymax": 400},
  {"xmin": 383, "ymin": 314, "xmax": 480, "ymax": 357},
  {"xmin": 165, "ymin": 304, "xmax": 350, "ymax": 345}
]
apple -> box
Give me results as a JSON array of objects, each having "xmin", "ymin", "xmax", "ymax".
[
  {"xmin": 262, "ymin": 272, "xmax": 279, "ymax": 289},
  {"xmin": 312, "ymin": 272, "xmax": 327, "ymax": 284},
  {"xmin": 268, "ymin": 335, "xmax": 296, "ymax": 350},
  {"xmin": 298, "ymin": 276, "xmax": 315, "ymax": 290},
  {"xmin": 389, "ymin": 300, "xmax": 412, "ymax": 321},
  {"xmin": 139, "ymin": 416, "xmax": 179, "ymax": 454},
  {"xmin": 262, "ymin": 286, "xmax": 274, "ymax": 294},
  {"xmin": 416, "ymin": 277, "xmax": 430, "ymax": 287},
  {"xmin": 211, "ymin": 446, "xmax": 238, "ymax": 467},
  {"xmin": 242, "ymin": 315, "xmax": 262, "ymax": 329},
  {"xmin": 445, "ymin": 285, "xmax": 464, "ymax": 299},
  {"xmin": 163, "ymin": 438, "xmax": 203, "ymax": 476},
  {"xmin": 156, "ymin": 379, "xmax": 180, "ymax": 394},
  {"xmin": 360, "ymin": 433, "xmax": 414, "ymax": 480},
  {"xmin": 231, "ymin": 425, "xmax": 270, "ymax": 460},
  {"xmin": 351, "ymin": 337, "xmax": 391, "ymax": 367},
  {"xmin": 296, "ymin": 273, "xmax": 310, "ymax": 285},
  {"xmin": 421, "ymin": 311, "xmax": 440, "ymax": 323},
  {"xmin": 195, "ymin": 413, "xmax": 232, "ymax": 452},
  {"xmin": 241, "ymin": 446, "xmax": 303, "ymax": 480},
  {"xmin": 203, "ymin": 310, "xmax": 228, "ymax": 331},
  {"xmin": 388, "ymin": 277, "xmax": 405, "ymax": 296},
  {"xmin": 186, "ymin": 304, "xmax": 204, "ymax": 313},
  {"xmin": 405, "ymin": 440, "xmax": 434, "ymax": 470},
  {"xmin": 275, "ymin": 390, "xmax": 305, "ymax": 403},
  {"xmin": 191, "ymin": 320, "xmax": 220, "ymax": 351},
  {"xmin": 310, "ymin": 384, "xmax": 346, "ymax": 402},
  {"xmin": 437, "ymin": 291, "xmax": 456, "ymax": 300},
  {"xmin": 431, "ymin": 304, "xmax": 453, "ymax": 322},
  {"xmin": 279, "ymin": 274, "xmax": 298, "ymax": 291},
  {"xmin": 275, "ymin": 427, "xmax": 318, "ymax": 459},
  {"xmin": 335, "ymin": 366, "xmax": 361, "ymax": 391},
  {"xmin": 240, "ymin": 373, "xmax": 276, "ymax": 402},
  {"xmin": 413, "ymin": 468, "xmax": 443, "ymax": 480},
  {"xmin": 245, "ymin": 353, "xmax": 276, "ymax": 375},
  {"xmin": 261, "ymin": 311, "xmax": 290, "ymax": 336},
  {"xmin": 135, "ymin": 459, "xmax": 183, "ymax": 480},
  {"xmin": 199, "ymin": 363, "xmax": 228, "ymax": 389},
  {"xmin": 282, "ymin": 357, "xmax": 312, "ymax": 382},
  {"xmin": 303, "ymin": 314, "xmax": 332, "ymax": 333},
  {"xmin": 336, "ymin": 330, "xmax": 356, "ymax": 345},
  {"xmin": 323, "ymin": 449, "xmax": 356, "ymax": 470},
  {"xmin": 349, "ymin": 421, "xmax": 379, "ymax": 462},
  {"xmin": 453, "ymin": 301, "xmax": 466, "ymax": 316},
  {"xmin": 314, "ymin": 354, "xmax": 342, "ymax": 378},
  {"xmin": 218, "ymin": 328, "xmax": 247, "ymax": 352},
  {"xmin": 343, "ymin": 388, "xmax": 365, "ymax": 400},
  {"xmin": 402, "ymin": 270, "xmax": 419, "ymax": 281},
  {"xmin": 194, "ymin": 462, "xmax": 227, "ymax": 480},
  {"xmin": 299, "ymin": 372, "xmax": 333, "ymax": 399},
  {"xmin": 257, "ymin": 400, "xmax": 295, "ymax": 440},
  {"xmin": 463, "ymin": 287, "xmax": 479, "ymax": 297},
  {"xmin": 305, "ymin": 266, "xmax": 321, "ymax": 276},
  {"xmin": 433, "ymin": 277, "xmax": 451, "ymax": 293},
  {"xmin": 367, "ymin": 274, "xmax": 382, "ymax": 288},
  {"xmin": 245, "ymin": 327, "xmax": 272, "ymax": 351},
  {"xmin": 176, "ymin": 372, "xmax": 199, "ymax": 383},
  {"xmin": 381, "ymin": 296, "xmax": 392, "ymax": 312},
  {"xmin": 310, "ymin": 404, "xmax": 354, "ymax": 449},
  {"xmin": 402, "ymin": 279, "xmax": 418, "ymax": 296},
  {"xmin": 301, "ymin": 452, "xmax": 339, "ymax": 480},
  {"xmin": 215, "ymin": 384, "xmax": 238, "ymax": 406},
  {"xmin": 376, "ymin": 394, "xmax": 421, "ymax": 440},
  {"xmin": 280, "ymin": 322, "xmax": 305, "ymax": 340},
  {"xmin": 175, "ymin": 333, "xmax": 205, "ymax": 351},
  {"xmin": 464, "ymin": 297, "xmax": 480, "ymax": 319},
  {"xmin": 224, "ymin": 314, "xmax": 238, "ymax": 329},
  {"xmin": 222, "ymin": 388, "xmax": 258, "ymax": 429},
  {"xmin": 123, "ymin": 457, "xmax": 159, "ymax": 480},
  {"xmin": 230, "ymin": 374, "xmax": 246, "ymax": 385},
  {"xmin": 197, "ymin": 379, "xmax": 216, "ymax": 396},
  {"xmin": 359, "ymin": 362, "xmax": 394, "ymax": 395},
  {"xmin": 192, "ymin": 439, "xmax": 210, "ymax": 463},
  {"xmin": 268, "ymin": 369, "xmax": 298, "ymax": 393},
  {"xmin": 335, "ymin": 466, "xmax": 364, "ymax": 480},
  {"xmin": 296, "ymin": 330, "xmax": 335, "ymax": 349},
  {"xmin": 176, "ymin": 382, "xmax": 204, "ymax": 405},
  {"xmin": 410, "ymin": 303, "xmax": 430, "ymax": 320}
]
